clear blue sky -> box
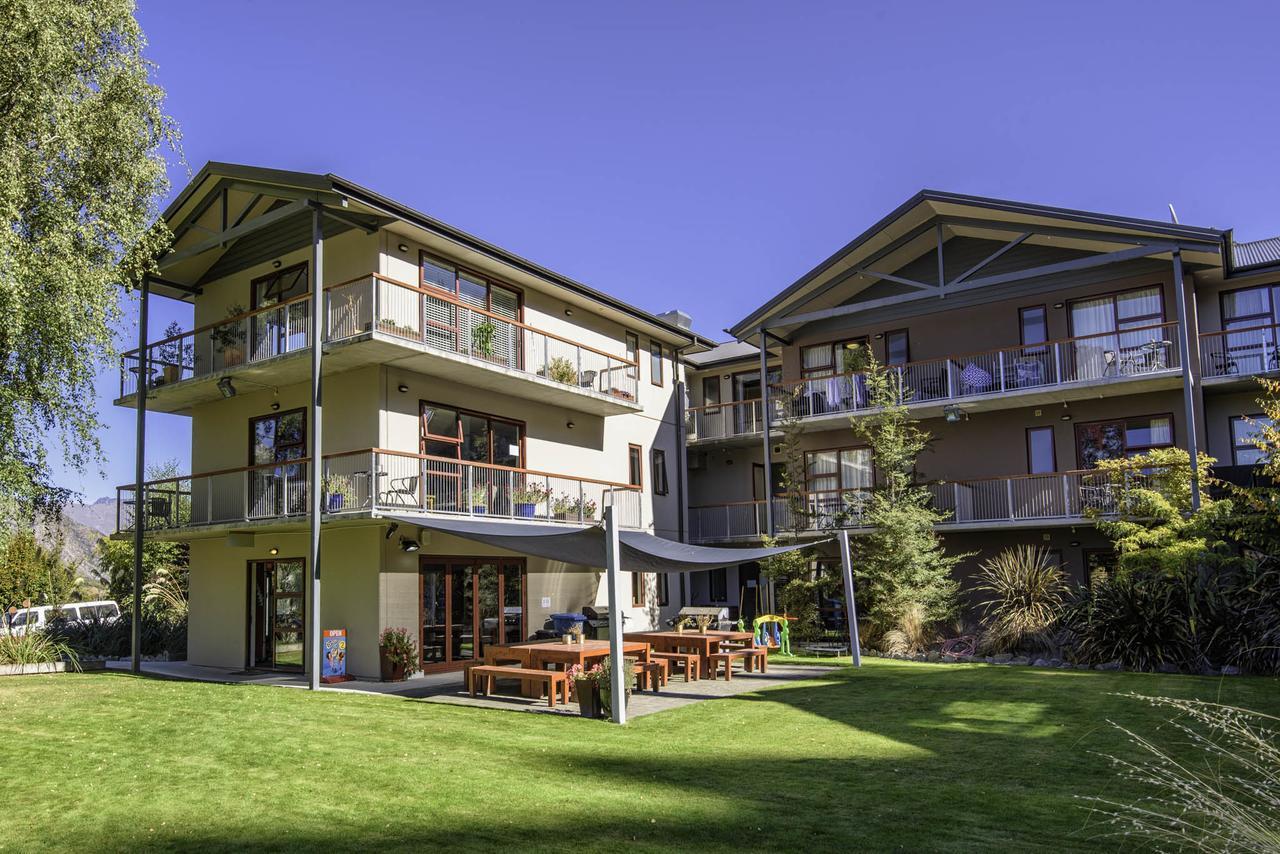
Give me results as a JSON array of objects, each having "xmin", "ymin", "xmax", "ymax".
[{"xmin": 57, "ymin": 0, "xmax": 1280, "ymax": 501}]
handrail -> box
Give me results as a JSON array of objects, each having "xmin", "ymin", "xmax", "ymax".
[
  {"xmin": 117, "ymin": 457, "xmax": 312, "ymax": 490},
  {"xmin": 777, "ymin": 320, "xmax": 1180, "ymax": 385},
  {"xmin": 121, "ymin": 292, "xmax": 313, "ymax": 358},
  {"xmin": 686, "ymin": 398, "xmax": 762, "ymax": 414},
  {"xmin": 1198, "ymin": 320, "xmax": 1280, "ymax": 339}
]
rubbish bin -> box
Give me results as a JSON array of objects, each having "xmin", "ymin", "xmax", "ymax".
[{"xmin": 550, "ymin": 613, "xmax": 587, "ymax": 636}]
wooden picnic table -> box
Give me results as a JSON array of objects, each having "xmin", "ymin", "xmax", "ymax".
[
  {"xmin": 482, "ymin": 639, "xmax": 652, "ymax": 696},
  {"xmin": 624, "ymin": 630, "xmax": 756, "ymax": 678}
]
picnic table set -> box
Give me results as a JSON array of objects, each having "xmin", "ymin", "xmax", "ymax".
[{"xmin": 464, "ymin": 628, "xmax": 767, "ymax": 711}]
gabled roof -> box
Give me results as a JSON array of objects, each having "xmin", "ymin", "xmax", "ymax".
[
  {"xmin": 728, "ymin": 189, "xmax": 1226, "ymax": 340},
  {"xmin": 159, "ymin": 162, "xmax": 714, "ymax": 348}
]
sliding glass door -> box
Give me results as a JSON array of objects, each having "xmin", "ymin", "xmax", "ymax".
[
  {"xmin": 1068, "ymin": 286, "xmax": 1165, "ymax": 379},
  {"xmin": 419, "ymin": 558, "xmax": 525, "ymax": 671}
]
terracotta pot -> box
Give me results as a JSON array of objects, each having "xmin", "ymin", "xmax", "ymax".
[{"xmin": 378, "ymin": 645, "xmax": 407, "ymax": 682}]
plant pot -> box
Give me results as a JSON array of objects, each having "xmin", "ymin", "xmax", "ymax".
[
  {"xmin": 599, "ymin": 686, "xmax": 629, "ymax": 720},
  {"xmin": 378, "ymin": 645, "xmax": 407, "ymax": 682},
  {"xmin": 328, "ymin": 494, "xmax": 344, "ymax": 512},
  {"xmin": 514, "ymin": 503, "xmax": 536, "ymax": 518},
  {"xmin": 221, "ymin": 346, "xmax": 244, "ymax": 367},
  {"xmin": 472, "ymin": 505, "xmax": 487, "ymax": 515},
  {"xmin": 163, "ymin": 365, "xmax": 182, "ymax": 384},
  {"xmin": 576, "ymin": 681, "xmax": 601, "ymax": 718}
]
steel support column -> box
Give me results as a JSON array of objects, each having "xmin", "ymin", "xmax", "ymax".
[
  {"xmin": 758, "ymin": 332, "xmax": 774, "ymax": 537},
  {"xmin": 1170, "ymin": 249, "xmax": 1202, "ymax": 510},
  {"xmin": 307, "ymin": 205, "xmax": 324, "ymax": 689},
  {"xmin": 838, "ymin": 530, "xmax": 862, "ymax": 667},
  {"xmin": 130, "ymin": 277, "xmax": 150, "ymax": 674},
  {"xmin": 604, "ymin": 506, "xmax": 626, "ymax": 724}
]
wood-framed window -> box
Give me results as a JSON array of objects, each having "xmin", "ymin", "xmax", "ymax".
[
  {"xmin": 631, "ymin": 572, "xmax": 645, "ymax": 607},
  {"xmin": 627, "ymin": 444, "xmax": 643, "ymax": 488},
  {"xmin": 1026, "ymin": 426, "xmax": 1057, "ymax": 474},
  {"xmin": 650, "ymin": 448, "xmax": 669, "ymax": 496},
  {"xmin": 656, "ymin": 573, "xmax": 669, "ymax": 607},
  {"xmin": 650, "ymin": 340, "xmax": 664, "ymax": 386},
  {"xmin": 804, "ymin": 446, "xmax": 873, "ymax": 494},
  {"xmin": 249, "ymin": 408, "xmax": 307, "ymax": 465},
  {"xmin": 625, "ymin": 332, "xmax": 639, "ymax": 381},
  {"xmin": 419, "ymin": 252, "xmax": 523, "ymax": 318},
  {"xmin": 701, "ymin": 375, "xmax": 722, "ymax": 410},
  {"xmin": 420, "ymin": 401, "xmax": 525, "ymax": 467},
  {"xmin": 1221, "ymin": 283, "xmax": 1280, "ymax": 330},
  {"xmin": 1019, "ymin": 305, "xmax": 1048, "ymax": 353},
  {"xmin": 1067, "ymin": 285, "xmax": 1164, "ymax": 340},
  {"xmin": 248, "ymin": 408, "xmax": 307, "ymax": 517},
  {"xmin": 800, "ymin": 337, "xmax": 867, "ymax": 378},
  {"xmin": 1075, "ymin": 413, "xmax": 1174, "ymax": 468},
  {"xmin": 419, "ymin": 252, "xmax": 522, "ymax": 365},
  {"xmin": 251, "ymin": 262, "xmax": 308, "ymax": 310},
  {"xmin": 883, "ymin": 329, "xmax": 909, "ymax": 366},
  {"xmin": 1084, "ymin": 549, "xmax": 1116, "ymax": 589},
  {"xmin": 1231, "ymin": 414, "xmax": 1274, "ymax": 466}
]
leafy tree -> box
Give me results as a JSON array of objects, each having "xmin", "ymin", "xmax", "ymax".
[
  {"xmin": 0, "ymin": 0, "xmax": 177, "ymax": 519},
  {"xmin": 847, "ymin": 345, "xmax": 964, "ymax": 630},
  {"xmin": 1083, "ymin": 447, "xmax": 1230, "ymax": 577},
  {"xmin": 94, "ymin": 537, "xmax": 187, "ymax": 611},
  {"xmin": 0, "ymin": 530, "xmax": 79, "ymax": 611}
]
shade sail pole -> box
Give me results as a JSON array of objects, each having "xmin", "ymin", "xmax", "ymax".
[
  {"xmin": 130, "ymin": 276, "xmax": 149, "ymax": 675},
  {"xmin": 307, "ymin": 204, "xmax": 324, "ymax": 691},
  {"xmin": 838, "ymin": 530, "xmax": 862, "ymax": 667},
  {"xmin": 604, "ymin": 506, "xmax": 626, "ymax": 724}
]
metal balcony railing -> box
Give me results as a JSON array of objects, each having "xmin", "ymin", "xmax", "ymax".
[
  {"xmin": 1199, "ymin": 322, "xmax": 1280, "ymax": 379},
  {"xmin": 116, "ymin": 450, "xmax": 643, "ymax": 533},
  {"xmin": 687, "ymin": 469, "xmax": 1157, "ymax": 543},
  {"xmin": 771, "ymin": 321, "xmax": 1182, "ymax": 421},
  {"xmin": 685, "ymin": 399, "xmax": 765, "ymax": 442}
]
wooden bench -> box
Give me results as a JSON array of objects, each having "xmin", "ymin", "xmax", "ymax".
[
  {"xmin": 707, "ymin": 651, "xmax": 738, "ymax": 681},
  {"xmin": 651, "ymin": 651, "xmax": 699, "ymax": 681},
  {"xmin": 740, "ymin": 646, "xmax": 768, "ymax": 673},
  {"xmin": 468, "ymin": 665, "xmax": 569, "ymax": 708},
  {"xmin": 632, "ymin": 658, "xmax": 668, "ymax": 691}
]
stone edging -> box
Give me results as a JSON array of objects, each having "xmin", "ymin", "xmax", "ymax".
[{"xmin": 0, "ymin": 662, "xmax": 67, "ymax": 676}]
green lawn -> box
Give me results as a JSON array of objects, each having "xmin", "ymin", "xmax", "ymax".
[{"xmin": 1, "ymin": 661, "xmax": 1276, "ymax": 853}]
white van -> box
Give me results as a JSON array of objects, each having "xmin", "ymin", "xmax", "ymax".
[{"xmin": 5, "ymin": 600, "xmax": 120, "ymax": 636}]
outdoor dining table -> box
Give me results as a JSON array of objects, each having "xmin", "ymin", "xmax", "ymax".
[
  {"xmin": 481, "ymin": 639, "xmax": 652, "ymax": 696},
  {"xmin": 624, "ymin": 630, "xmax": 756, "ymax": 678}
]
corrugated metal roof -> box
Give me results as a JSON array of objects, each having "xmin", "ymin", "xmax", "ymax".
[
  {"xmin": 684, "ymin": 340, "xmax": 760, "ymax": 367},
  {"xmin": 1233, "ymin": 235, "xmax": 1280, "ymax": 269}
]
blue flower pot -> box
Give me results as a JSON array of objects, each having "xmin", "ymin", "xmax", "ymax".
[{"xmin": 515, "ymin": 503, "xmax": 536, "ymax": 518}]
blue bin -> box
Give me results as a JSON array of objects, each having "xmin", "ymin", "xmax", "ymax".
[{"xmin": 550, "ymin": 613, "xmax": 587, "ymax": 635}]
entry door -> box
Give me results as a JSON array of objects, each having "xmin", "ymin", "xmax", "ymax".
[
  {"xmin": 419, "ymin": 559, "xmax": 525, "ymax": 671},
  {"xmin": 248, "ymin": 559, "xmax": 305, "ymax": 670}
]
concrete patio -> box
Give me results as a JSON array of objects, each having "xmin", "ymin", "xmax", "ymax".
[{"xmin": 105, "ymin": 659, "xmax": 836, "ymax": 718}]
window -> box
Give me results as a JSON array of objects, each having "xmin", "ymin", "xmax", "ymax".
[
  {"xmin": 1075, "ymin": 414, "xmax": 1174, "ymax": 468},
  {"xmin": 650, "ymin": 341, "xmax": 664, "ymax": 386},
  {"xmin": 1231, "ymin": 414, "xmax": 1275, "ymax": 466},
  {"xmin": 804, "ymin": 447, "xmax": 873, "ymax": 494},
  {"xmin": 1068, "ymin": 286, "xmax": 1164, "ymax": 355},
  {"xmin": 1020, "ymin": 305, "xmax": 1048, "ymax": 352},
  {"xmin": 249, "ymin": 408, "xmax": 307, "ymax": 516},
  {"xmin": 709, "ymin": 567, "xmax": 728, "ymax": 602},
  {"xmin": 884, "ymin": 330, "xmax": 909, "ymax": 366},
  {"xmin": 250, "ymin": 409, "xmax": 306, "ymax": 465},
  {"xmin": 651, "ymin": 448, "xmax": 669, "ymax": 495},
  {"xmin": 628, "ymin": 444, "xmax": 643, "ymax": 487},
  {"xmin": 625, "ymin": 332, "xmax": 639, "ymax": 381},
  {"xmin": 631, "ymin": 572, "xmax": 645, "ymax": 607},
  {"xmin": 420, "ymin": 402, "xmax": 524, "ymax": 467},
  {"xmin": 801, "ymin": 338, "xmax": 868, "ymax": 378},
  {"xmin": 1221, "ymin": 284, "xmax": 1280, "ymax": 330},
  {"xmin": 1084, "ymin": 550, "xmax": 1116, "ymax": 589},
  {"xmin": 1221, "ymin": 285, "xmax": 1280, "ymax": 373},
  {"xmin": 251, "ymin": 263, "xmax": 308, "ymax": 309},
  {"xmin": 701, "ymin": 376, "xmax": 721, "ymax": 410},
  {"xmin": 1026, "ymin": 426, "xmax": 1056, "ymax": 474},
  {"xmin": 656, "ymin": 573, "xmax": 669, "ymax": 606},
  {"xmin": 420, "ymin": 253, "xmax": 521, "ymax": 365}
]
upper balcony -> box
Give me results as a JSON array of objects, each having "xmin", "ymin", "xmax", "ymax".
[
  {"xmin": 688, "ymin": 468, "xmax": 1153, "ymax": 543},
  {"xmin": 772, "ymin": 321, "xmax": 1183, "ymax": 431},
  {"xmin": 685, "ymin": 398, "xmax": 765, "ymax": 446},
  {"xmin": 116, "ymin": 448, "xmax": 642, "ymax": 537},
  {"xmin": 1198, "ymin": 322, "xmax": 1280, "ymax": 390},
  {"xmin": 117, "ymin": 273, "xmax": 642, "ymax": 417}
]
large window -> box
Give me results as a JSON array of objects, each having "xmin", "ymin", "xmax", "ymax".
[
  {"xmin": 251, "ymin": 263, "xmax": 308, "ymax": 309},
  {"xmin": 1222, "ymin": 284, "xmax": 1280, "ymax": 330},
  {"xmin": 651, "ymin": 448, "xmax": 669, "ymax": 496},
  {"xmin": 1026, "ymin": 426, "xmax": 1056, "ymax": 474},
  {"xmin": 884, "ymin": 329, "xmax": 909, "ymax": 366},
  {"xmin": 1231, "ymin": 414, "xmax": 1275, "ymax": 466},
  {"xmin": 420, "ymin": 253, "xmax": 521, "ymax": 364},
  {"xmin": 1068, "ymin": 286, "xmax": 1165, "ymax": 377},
  {"xmin": 628, "ymin": 444, "xmax": 643, "ymax": 488},
  {"xmin": 625, "ymin": 332, "xmax": 639, "ymax": 381},
  {"xmin": 248, "ymin": 409, "xmax": 307, "ymax": 517},
  {"xmin": 650, "ymin": 341, "xmax": 664, "ymax": 386},
  {"xmin": 420, "ymin": 402, "xmax": 524, "ymax": 467},
  {"xmin": 1020, "ymin": 305, "xmax": 1048, "ymax": 352},
  {"xmin": 701, "ymin": 375, "xmax": 721, "ymax": 410},
  {"xmin": 1075, "ymin": 414, "xmax": 1174, "ymax": 468},
  {"xmin": 801, "ymin": 338, "xmax": 867, "ymax": 378},
  {"xmin": 1220, "ymin": 285, "xmax": 1280, "ymax": 373},
  {"xmin": 805, "ymin": 447, "xmax": 873, "ymax": 494}
]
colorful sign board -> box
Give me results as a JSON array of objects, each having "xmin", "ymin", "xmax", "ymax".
[{"xmin": 321, "ymin": 628, "xmax": 348, "ymax": 682}]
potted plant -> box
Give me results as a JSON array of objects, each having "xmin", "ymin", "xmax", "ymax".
[
  {"xmin": 568, "ymin": 496, "xmax": 598, "ymax": 522},
  {"xmin": 551, "ymin": 492, "xmax": 575, "ymax": 521},
  {"xmin": 695, "ymin": 614, "xmax": 715, "ymax": 634},
  {"xmin": 323, "ymin": 474, "xmax": 357, "ymax": 512},
  {"xmin": 511, "ymin": 483, "xmax": 548, "ymax": 518},
  {"xmin": 211, "ymin": 303, "xmax": 247, "ymax": 367},
  {"xmin": 543, "ymin": 356, "xmax": 577, "ymax": 385},
  {"xmin": 378, "ymin": 626, "xmax": 417, "ymax": 682},
  {"xmin": 567, "ymin": 663, "xmax": 603, "ymax": 718},
  {"xmin": 156, "ymin": 321, "xmax": 191, "ymax": 385},
  {"xmin": 471, "ymin": 318, "xmax": 497, "ymax": 359},
  {"xmin": 469, "ymin": 486, "xmax": 489, "ymax": 514}
]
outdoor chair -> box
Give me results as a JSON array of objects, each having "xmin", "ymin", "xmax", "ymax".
[
  {"xmin": 1014, "ymin": 358, "xmax": 1043, "ymax": 387},
  {"xmin": 384, "ymin": 474, "xmax": 420, "ymax": 507},
  {"xmin": 578, "ymin": 369, "xmax": 598, "ymax": 390}
]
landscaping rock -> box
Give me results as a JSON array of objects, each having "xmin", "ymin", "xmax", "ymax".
[
  {"xmin": 1156, "ymin": 662, "xmax": 1180, "ymax": 674},
  {"xmin": 912, "ymin": 653, "xmax": 927, "ymax": 662},
  {"xmin": 992, "ymin": 653, "xmax": 1012, "ymax": 664},
  {"xmin": 1010, "ymin": 656, "xmax": 1030, "ymax": 666},
  {"xmin": 867, "ymin": 649, "xmax": 880, "ymax": 658},
  {"xmin": 1221, "ymin": 665, "xmax": 1241, "ymax": 676},
  {"xmin": 1032, "ymin": 658, "xmax": 1051, "ymax": 668},
  {"xmin": 1076, "ymin": 664, "xmax": 1093, "ymax": 671},
  {"xmin": 926, "ymin": 651, "xmax": 942, "ymax": 662},
  {"xmin": 1096, "ymin": 661, "xmax": 1121, "ymax": 671}
]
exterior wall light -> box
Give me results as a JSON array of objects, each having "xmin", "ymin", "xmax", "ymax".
[
  {"xmin": 397, "ymin": 243, "xmax": 409, "ymax": 253},
  {"xmin": 566, "ymin": 421, "xmax": 575, "ymax": 429},
  {"xmin": 564, "ymin": 308, "xmax": 573, "ymax": 316},
  {"xmin": 943, "ymin": 404, "xmax": 966, "ymax": 423},
  {"xmin": 398, "ymin": 383, "xmax": 409, "ymax": 393},
  {"xmin": 217, "ymin": 377, "xmax": 236, "ymax": 398},
  {"xmin": 269, "ymin": 547, "xmax": 279, "ymax": 556},
  {"xmin": 272, "ymin": 260, "xmax": 282, "ymax": 268},
  {"xmin": 400, "ymin": 537, "xmax": 420, "ymax": 553}
]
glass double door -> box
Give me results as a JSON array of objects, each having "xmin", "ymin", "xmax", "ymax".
[
  {"xmin": 249, "ymin": 559, "xmax": 305, "ymax": 670},
  {"xmin": 420, "ymin": 559, "xmax": 524, "ymax": 670}
]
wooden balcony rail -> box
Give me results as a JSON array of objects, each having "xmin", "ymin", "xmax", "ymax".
[
  {"xmin": 116, "ymin": 449, "xmax": 642, "ymax": 533},
  {"xmin": 1199, "ymin": 322, "xmax": 1280, "ymax": 379},
  {"xmin": 687, "ymin": 469, "xmax": 1159, "ymax": 543},
  {"xmin": 120, "ymin": 272, "xmax": 641, "ymax": 403},
  {"xmin": 685, "ymin": 398, "xmax": 765, "ymax": 441},
  {"xmin": 770, "ymin": 321, "xmax": 1182, "ymax": 421}
]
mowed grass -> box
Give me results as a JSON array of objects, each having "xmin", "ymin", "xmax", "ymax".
[{"xmin": 1, "ymin": 661, "xmax": 1276, "ymax": 853}]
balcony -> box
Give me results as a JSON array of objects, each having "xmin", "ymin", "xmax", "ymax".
[
  {"xmin": 117, "ymin": 273, "xmax": 642, "ymax": 416},
  {"xmin": 688, "ymin": 469, "xmax": 1147, "ymax": 543},
  {"xmin": 772, "ymin": 322, "xmax": 1184, "ymax": 429},
  {"xmin": 685, "ymin": 399, "xmax": 765, "ymax": 445},
  {"xmin": 1199, "ymin": 322, "xmax": 1280, "ymax": 389},
  {"xmin": 116, "ymin": 449, "xmax": 642, "ymax": 536}
]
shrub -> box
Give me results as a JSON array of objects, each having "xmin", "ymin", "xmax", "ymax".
[
  {"xmin": 1194, "ymin": 558, "xmax": 1280, "ymax": 676},
  {"xmin": 378, "ymin": 627, "xmax": 417, "ymax": 674},
  {"xmin": 0, "ymin": 629, "xmax": 80, "ymax": 669},
  {"xmin": 1069, "ymin": 571, "xmax": 1193, "ymax": 671},
  {"xmin": 48, "ymin": 614, "xmax": 186, "ymax": 660},
  {"xmin": 973, "ymin": 545, "xmax": 1070, "ymax": 653},
  {"xmin": 881, "ymin": 603, "xmax": 934, "ymax": 655},
  {"xmin": 1083, "ymin": 694, "xmax": 1280, "ymax": 853}
]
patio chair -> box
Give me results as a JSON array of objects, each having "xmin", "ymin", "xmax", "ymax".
[
  {"xmin": 578, "ymin": 369, "xmax": 598, "ymax": 390},
  {"xmin": 384, "ymin": 474, "xmax": 420, "ymax": 507},
  {"xmin": 1014, "ymin": 358, "xmax": 1043, "ymax": 387}
]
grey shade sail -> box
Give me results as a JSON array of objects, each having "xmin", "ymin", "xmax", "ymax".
[{"xmin": 386, "ymin": 515, "xmax": 823, "ymax": 572}]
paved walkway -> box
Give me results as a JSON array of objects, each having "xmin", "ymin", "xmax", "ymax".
[{"xmin": 105, "ymin": 659, "xmax": 835, "ymax": 719}]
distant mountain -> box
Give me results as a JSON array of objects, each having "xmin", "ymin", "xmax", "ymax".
[
  {"xmin": 35, "ymin": 498, "xmax": 114, "ymax": 582},
  {"xmin": 63, "ymin": 496, "xmax": 116, "ymax": 536}
]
